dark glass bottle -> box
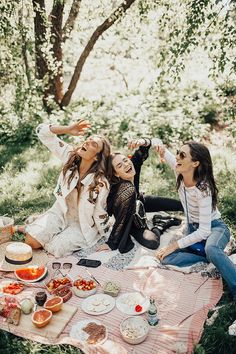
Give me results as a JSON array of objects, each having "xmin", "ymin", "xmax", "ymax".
[
  {"xmin": 147, "ymin": 297, "xmax": 159, "ymax": 326},
  {"xmin": 35, "ymin": 291, "xmax": 47, "ymax": 306}
]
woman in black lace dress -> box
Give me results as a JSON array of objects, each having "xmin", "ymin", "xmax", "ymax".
[{"xmin": 99, "ymin": 138, "xmax": 183, "ymax": 253}]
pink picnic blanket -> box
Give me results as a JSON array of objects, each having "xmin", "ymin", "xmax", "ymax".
[{"xmin": 0, "ymin": 255, "xmax": 223, "ymax": 354}]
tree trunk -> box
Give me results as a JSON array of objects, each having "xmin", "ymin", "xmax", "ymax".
[
  {"xmin": 60, "ymin": 0, "xmax": 136, "ymax": 107},
  {"xmin": 49, "ymin": 0, "xmax": 65, "ymax": 103},
  {"xmin": 32, "ymin": 0, "xmax": 47, "ymax": 80}
]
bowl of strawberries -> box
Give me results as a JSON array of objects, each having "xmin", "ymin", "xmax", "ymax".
[{"xmin": 73, "ymin": 278, "xmax": 97, "ymax": 298}]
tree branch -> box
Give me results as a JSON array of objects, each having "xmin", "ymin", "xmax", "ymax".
[
  {"xmin": 60, "ymin": 0, "xmax": 136, "ymax": 107},
  {"xmin": 62, "ymin": 0, "xmax": 82, "ymax": 42}
]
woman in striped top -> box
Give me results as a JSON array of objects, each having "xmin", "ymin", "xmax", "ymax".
[{"xmin": 155, "ymin": 141, "xmax": 236, "ymax": 299}]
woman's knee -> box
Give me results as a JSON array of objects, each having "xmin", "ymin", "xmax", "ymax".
[
  {"xmin": 25, "ymin": 234, "xmax": 42, "ymax": 249},
  {"xmin": 205, "ymin": 243, "xmax": 223, "ymax": 263}
]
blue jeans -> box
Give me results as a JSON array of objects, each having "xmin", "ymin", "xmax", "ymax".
[{"xmin": 162, "ymin": 219, "xmax": 236, "ymax": 297}]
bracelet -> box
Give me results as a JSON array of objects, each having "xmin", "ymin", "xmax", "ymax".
[{"xmin": 142, "ymin": 138, "xmax": 151, "ymax": 147}]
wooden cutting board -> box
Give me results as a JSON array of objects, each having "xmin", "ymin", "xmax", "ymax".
[{"xmin": 18, "ymin": 303, "xmax": 77, "ymax": 339}]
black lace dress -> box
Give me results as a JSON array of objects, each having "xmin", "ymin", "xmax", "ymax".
[{"xmin": 106, "ymin": 142, "xmax": 183, "ymax": 253}]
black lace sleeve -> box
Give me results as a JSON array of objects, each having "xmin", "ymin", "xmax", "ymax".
[
  {"xmin": 106, "ymin": 181, "xmax": 136, "ymax": 252},
  {"xmin": 131, "ymin": 139, "xmax": 151, "ymax": 196}
]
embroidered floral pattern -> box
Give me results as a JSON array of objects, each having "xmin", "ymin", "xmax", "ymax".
[
  {"xmin": 99, "ymin": 214, "xmax": 109, "ymax": 226},
  {"xmin": 56, "ymin": 184, "xmax": 63, "ymax": 196}
]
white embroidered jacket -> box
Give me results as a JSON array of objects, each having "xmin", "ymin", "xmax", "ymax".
[{"xmin": 36, "ymin": 124, "xmax": 111, "ymax": 247}]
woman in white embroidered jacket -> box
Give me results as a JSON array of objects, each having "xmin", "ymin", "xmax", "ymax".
[{"xmin": 6, "ymin": 120, "xmax": 111, "ymax": 257}]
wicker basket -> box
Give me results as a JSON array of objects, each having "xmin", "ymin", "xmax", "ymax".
[{"xmin": 0, "ymin": 216, "xmax": 14, "ymax": 238}]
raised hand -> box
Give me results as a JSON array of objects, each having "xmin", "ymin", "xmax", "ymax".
[
  {"xmin": 154, "ymin": 145, "xmax": 166, "ymax": 163},
  {"xmin": 128, "ymin": 138, "xmax": 147, "ymax": 149},
  {"xmin": 67, "ymin": 120, "xmax": 91, "ymax": 136}
]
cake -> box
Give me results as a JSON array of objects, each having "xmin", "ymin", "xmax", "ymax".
[{"xmin": 5, "ymin": 242, "xmax": 33, "ymax": 265}]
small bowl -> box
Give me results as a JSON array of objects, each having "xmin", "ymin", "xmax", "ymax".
[
  {"xmin": 52, "ymin": 286, "xmax": 72, "ymax": 303},
  {"xmin": 44, "ymin": 296, "xmax": 63, "ymax": 312},
  {"xmin": 120, "ymin": 316, "xmax": 149, "ymax": 345},
  {"xmin": 32, "ymin": 309, "xmax": 52, "ymax": 328},
  {"xmin": 72, "ymin": 278, "xmax": 97, "ymax": 298}
]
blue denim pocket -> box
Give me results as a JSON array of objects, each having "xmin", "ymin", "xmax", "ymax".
[{"xmin": 187, "ymin": 223, "xmax": 206, "ymax": 257}]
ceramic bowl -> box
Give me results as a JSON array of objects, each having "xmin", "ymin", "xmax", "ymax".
[
  {"xmin": 120, "ymin": 316, "xmax": 149, "ymax": 345},
  {"xmin": 72, "ymin": 278, "xmax": 97, "ymax": 298}
]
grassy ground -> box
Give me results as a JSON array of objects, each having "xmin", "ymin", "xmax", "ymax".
[{"xmin": 0, "ymin": 136, "xmax": 236, "ymax": 353}]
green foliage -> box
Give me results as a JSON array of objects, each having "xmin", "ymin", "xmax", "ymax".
[
  {"xmin": 0, "ymin": 332, "xmax": 84, "ymax": 354},
  {"xmin": 157, "ymin": 0, "xmax": 236, "ymax": 81},
  {"xmin": 196, "ymin": 303, "xmax": 236, "ymax": 354}
]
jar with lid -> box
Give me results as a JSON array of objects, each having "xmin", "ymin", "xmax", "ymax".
[{"xmin": 35, "ymin": 291, "xmax": 47, "ymax": 306}]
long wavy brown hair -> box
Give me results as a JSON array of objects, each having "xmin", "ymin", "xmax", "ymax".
[
  {"xmin": 62, "ymin": 136, "xmax": 111, "ymax": 191},
  {"xmin": 176, "ymin": 141, "xmax": 218, "ymax": 210},
  {"xmin": 107, "ymin": 152, "xmax": 124, "ymax": 185}
]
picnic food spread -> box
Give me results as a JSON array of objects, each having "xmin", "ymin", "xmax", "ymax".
[
  {"xmin": 82, "ymin": 294, "xmax": 115, "ymax": 315},
  {"xmin": 20, "ymin": 298, "xmax": 34, "ymax": 314},
  {"xmin": 0, "ymin": 296, "xmax": 21, "ymax": 325},
  {"xmin": 44, "ymin": 296, "xmax": 63, "ymax": 312},
  {"xmin": 46, "ymin": 277, "xmax": 72, "ymax": 293},
  {"xmin": 0, "ymin": 260, "xmax": 152, "ymax": 348},
  {"xmin": 83, "ymin": 322, "xmax": 107, "ymax": 344},
  {"xmin": 103, "ymin": 281, "xmax": 120, "ymax": 297},
  {"xmin": 2, "ymin": 282, "xmax": 24, "ymax": 295},
  {"xmin": 53, "ymin": 286, "xmax": 72, "ymax": 302},
  {"xmin": 74, "ymin": 278, "xmax": 96, "ymax": 291},
  {"xmin": 73, "ymin": 278, "xmax": 97, "ymax": 298},
  {"xmin": 69, "ymin": 319, "xmax": 108, "ymax": 345},
  {"xmin": 116, "ymin": 292, "xmax": 150, "ymax": 315},
  {"xmin": 32, "ymin": 309, "xmax": 52, "ymax": 328},
  {"xmin": 5, "ymin": 242, "xmax": 32, "ymax": 265},
  {"xmin": 120, "ymin": 316, "xmax": 149, "ymax": 344},
  {"xmin": 15, "ymin": 265, "xmax": 46, "ymax": 282}
]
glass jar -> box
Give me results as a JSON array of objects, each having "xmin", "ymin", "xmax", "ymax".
[{"xmin": 35, "ymin": 291, "xmax": 47, "ymax": 306}]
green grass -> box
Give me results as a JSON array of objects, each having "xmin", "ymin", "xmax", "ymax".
[{"xmin": 0, "ymin": 140, "xmax": 236, "ymax": 353}]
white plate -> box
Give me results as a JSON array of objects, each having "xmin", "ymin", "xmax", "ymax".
[
  {"xmin": 116, "ymin": 292, "xmax": 149, "ymax": 315},
  {"xmin": 70, "ymin": 319, "xmax": 108, "ymax": 345},
  {"xmin": 14, "ymin": 265, "xmax": 47, "ymax": 283},
  {"xmin": 81, "ymin": 294, "xmax": 115, "ymax": 315}
]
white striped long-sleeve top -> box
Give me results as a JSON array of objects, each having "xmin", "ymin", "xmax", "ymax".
[{"xmin": 153, "ymin": 144, "xmax": 221, "ymax": 249}]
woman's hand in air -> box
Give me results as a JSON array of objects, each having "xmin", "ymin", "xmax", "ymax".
[
  {"xmin": 96, "ymin": 244, "xmax": 111, "ymax": 252},
  {"xmin": 67, "ymin": 120, "xmax": 91, "ymax": 136},
  {"xmin": 156, "ymin": 241, "xmax": 179, "ymax": 261},
  {"xmin": 154, "ymin": 145, "xmax": 166, "ymax": 163},
  {"xmin": 128, "ymin": 138, "xmax": 148, "ymax": 149}
]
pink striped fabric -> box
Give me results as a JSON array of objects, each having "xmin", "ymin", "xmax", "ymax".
[{"xmin": 0, "ymin": 255, "xmax": 223, "ymax": 354}]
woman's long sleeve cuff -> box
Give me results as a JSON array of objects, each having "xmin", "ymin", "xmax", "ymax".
[{"xmin": 151, "ymin": 138, "xmax": 163, "ymax": 147}]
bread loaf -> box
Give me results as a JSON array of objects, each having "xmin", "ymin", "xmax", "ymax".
[{"xmin": 0, "ymin": 296, "xmax": 21, "ymax": 325}]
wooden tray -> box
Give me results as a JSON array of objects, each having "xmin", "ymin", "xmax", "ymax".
[{"xmin": 2, "ymin": 303, "xmax": 77, "ymax": 339}]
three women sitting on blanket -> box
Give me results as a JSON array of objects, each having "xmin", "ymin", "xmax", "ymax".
[
  {"xmin": 3, "ymin": 120, "xmax": 112, "ymax": 257},
  {"xmin": 154, "ymin": 140, "xmax": 236, "ymax": 300},
  {"xmin": 100, "ymin": 138, "xmax": 183, "ymax": 253}
]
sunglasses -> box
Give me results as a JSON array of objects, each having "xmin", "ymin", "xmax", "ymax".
[
  {"xmin": 51, "ymin": 262, "xmax": 72, "ymax": 277},
  {"xmin": 176, "ymin": 150, "xmax": 187, "ymax": 160}
]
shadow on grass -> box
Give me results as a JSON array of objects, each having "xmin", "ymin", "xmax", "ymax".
[
  {"xmin": 0, "ymin": 142, "xmax": 35, "ymax": 172},
  {"xmin": 0, "ymin": 195, "xmax": 54, "ymax": 223}
]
